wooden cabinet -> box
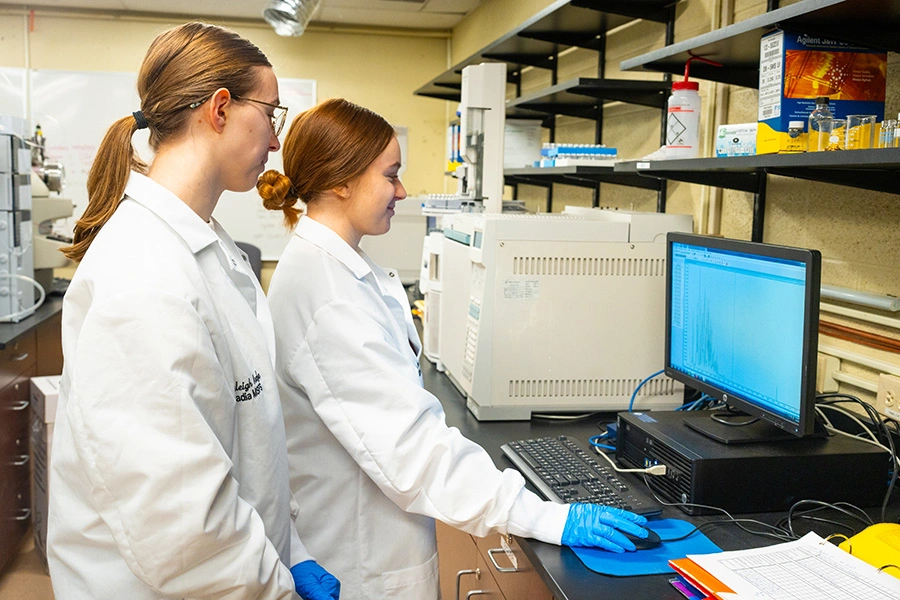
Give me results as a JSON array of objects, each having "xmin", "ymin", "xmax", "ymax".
[
  {"xmin": 0, "ymin": 308, "xmax": 62, "ymax": 574},
  {"xmin": 437, "ymin": 520, "xmax": 555, "ymax": 600},
  {"xmin": 0, "ymin": 367, "xmax": 37, "ymax": 573},
  {"xmin": 35, "ymin": 312, "xmax": 63, "ymax": 377},
  {"xmin": 0, "ymin": 331, "xmax": 36, "ymax": 391}
]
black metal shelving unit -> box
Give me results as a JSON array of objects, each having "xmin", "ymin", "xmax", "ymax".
[
  {"xmin": 414, "ymin": 1, "xmax": 675, "ymax": 101},
  {"xmin": 619, "ymin": 0, "xmax": 900, "ymax": 241},
  {"xmin": 506, "ymin": 164, "xmax": 664, "ymax": 191},
  {"xmin": 616, "ymin": 148, "xmax": 900, "ymax": 241},
  {"xmin": 617, "ymin": 149, "xmax": 900, "ymax": 193},
  {"xmin": 621, "ymin": 0, "xmax": 900, "ymax": 87},
  {"xmin": 506, "ymin": 77, "xmax": 670, "ymax": 116},
  {"xmin": 414, "ymin": 0, "xmax": 679, "ymax": 210}
]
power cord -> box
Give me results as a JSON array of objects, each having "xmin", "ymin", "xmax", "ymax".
[
  {"xmin": 0, "ymin": 274, "xmax": 46, "ymax": 322},
  {"xmin": 816, "ymin": 393, "xmax": 898, "ymax": 523},
  {"xmin": 628, "ymin": 369, "xmax": 664, "ymax": 411},
  {"xmin": 591, "ymin": 444, "xmax": 667, "ymax": 476},
  {"xmin": 639, "ymin": 473, "xmax": 799, "ymax": 542}
]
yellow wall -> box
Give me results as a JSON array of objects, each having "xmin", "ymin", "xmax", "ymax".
[{"xmin": 0, "ymin": 6, "xmax": 449, "ymax": 285}]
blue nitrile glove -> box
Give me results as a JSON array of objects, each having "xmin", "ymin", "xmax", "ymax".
[
  {"xmin": 290, "ymin": 560, "xmax": 341, "ymax": 600},
  {"xmin": 560, "ymin": 503, "xmax": 649, "ymax": 553}
]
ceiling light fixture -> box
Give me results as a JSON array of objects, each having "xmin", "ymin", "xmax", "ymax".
[{"xmin": 263, "ymin": 0, "xmax": 322, "ymax": 37}]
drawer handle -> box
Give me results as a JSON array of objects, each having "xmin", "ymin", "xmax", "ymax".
[
  {"xmin": 455, "ymin": 568, "xmax": 479, "ymax": 600},
  {"xmin": 8, "ymin": 454, "xmax": 29, "ymax": 466},
  {"xmin": 12, "ymin": 508, "xmax": 31, "ymax": 521},
  {"xmin": 11, "ymin": 352, "xmax": 29, "ymax": 361},
  {"xmin": 487, "ymin": 548, "xmax": 521, "ymax": 573},
  {"xmin": 7, "ymin": 399, "xmax": 30, "ymax": 411},
  {"xmin": 466, "ymin": 592, "xmax": 492, "ymax": 599}
]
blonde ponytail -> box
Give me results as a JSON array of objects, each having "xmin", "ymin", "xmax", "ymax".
[{"xmin": 62, "ymin": 117, "xmax": 147, "ymax": 261}]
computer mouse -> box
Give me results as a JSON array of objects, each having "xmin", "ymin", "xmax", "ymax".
[{"xmin": 621, "ymin": 527, "xmax": 661, "ymax": 550}]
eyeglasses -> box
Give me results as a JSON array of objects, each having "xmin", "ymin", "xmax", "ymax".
[
  {"xmin": 233, "ymin": 95, "xmax": 289, "ymax": 137},
  {"xmin": 187, "ymin": 94, "xmax": 288, "ymax": 136}
]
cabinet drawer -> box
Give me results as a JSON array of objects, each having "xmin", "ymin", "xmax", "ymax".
[
  {"xmin": 455, "ymin": 550, "xmax": 503, "ymax": 600},
  {"xmin": 468, "ymin": 551, "xmax": 503, "ymax": 599},
  {"xmin": 475, "ymin": 534, "xmax": 554, "ymax": 600},
  {"xmin": 438, "ymin": 520, "xmax": 480, "ymax": 600},
  {"xmin": 36, "ymin": 312, "xmax": 63, "ymax": 377},
  {"xmin": 0, "ymin": 331, "xmax": 36, "ymax": 390},
  {"xmin": 0, "ymin": 462, "xmax": 31, "ymax": 573},
  {"xmin": 0, "ymin": 373, "xmax": 32, "ymax": 454},
  {"xmin": 0, "ymin": 443, "xmax": 32, "ymax": 574}
]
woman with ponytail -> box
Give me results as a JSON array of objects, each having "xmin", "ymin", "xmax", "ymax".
[
  {"xmin": 49, "ymin": 23, "xmax": 338, "ymax": 600},
  {"xmin": 261, "ymin": 98, "xmax": 650, "ymax": 599}
]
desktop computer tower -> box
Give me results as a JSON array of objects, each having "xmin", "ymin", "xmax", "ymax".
[{"xmin": 617, "ymin": 410, "xmax": 888, "ymax": 515}]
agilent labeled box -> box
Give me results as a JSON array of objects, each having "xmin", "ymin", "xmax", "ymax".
[{"xmin": 756, "ymin": 29, "xmax": 886, "ymax": 154}]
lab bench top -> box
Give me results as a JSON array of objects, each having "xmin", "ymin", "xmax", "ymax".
[
  {"xmin": 420, "ymin": 356, "xmax": 897, "ymax": 600},
  {"xmin": 0, "ymin": 296, "xmax": 63, "ymax": 349}
]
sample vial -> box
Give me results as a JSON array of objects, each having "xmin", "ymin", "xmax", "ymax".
[
  {"xmin": 893, "ymin": 113, "xmax": 900, "ymax": 148},
  {"xmin": 785, "ymin": 121, "xmax": 806, "ymax": 153},
  {"xmin": 808, "ymin": 96, "xmax": 833, "ymax": 151},
  {"xmin": 879, "ymin": 119, "xmax": 897, "ymax": 148}
]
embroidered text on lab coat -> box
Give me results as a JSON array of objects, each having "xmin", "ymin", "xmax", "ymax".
[{"xmin": 235, "ymin": 371, "xmax": 264, "ymax": 402}]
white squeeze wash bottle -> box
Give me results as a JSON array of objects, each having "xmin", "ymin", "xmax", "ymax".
[{"xmin": 666, "ymin": 55, "xmax": 721, "ymax": 159}]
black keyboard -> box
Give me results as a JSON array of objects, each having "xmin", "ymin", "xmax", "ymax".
[{"xmin": 501, "ymin": 435, "xmax": 662, "ymax": 516}]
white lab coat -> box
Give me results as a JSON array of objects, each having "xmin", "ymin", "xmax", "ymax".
[
  {"xmin": 48, "ymin": 172, "xmax": 308, "ymax": 599},
  {"xmin": 267, "ymin": 216, "xmax": 569, "ymax": 599}
]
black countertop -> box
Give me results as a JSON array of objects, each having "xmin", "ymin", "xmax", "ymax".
[
  {"xmin": 0, "ymin": 296, "xmax": 63, "ymax": 349},
  {"xmin": 421, "ymin": 356, "xmax": 895, "ymax": 600}
]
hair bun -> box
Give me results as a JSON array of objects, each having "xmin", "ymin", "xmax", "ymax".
[{"xmin": 257, "ymin": 170, "xmax": 296, "ymax": 211}]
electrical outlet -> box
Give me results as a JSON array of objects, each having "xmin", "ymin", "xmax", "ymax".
[
  {"xmin": 874, "ymin": 373, "xmax": 900, "ymax": 420},
  {"xmin": 816, "ymin": 353, "xmax": 840, "ymax": 393}
]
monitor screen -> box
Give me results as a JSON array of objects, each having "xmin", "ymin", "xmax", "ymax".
[{"xmin": 665, "ymin": 233, "xmax": 821, "ymax": 442}]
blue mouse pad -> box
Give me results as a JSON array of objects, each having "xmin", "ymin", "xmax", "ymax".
[{"xmin": 570, "ymin": 518, "xmax": 722, "ymax": 576}]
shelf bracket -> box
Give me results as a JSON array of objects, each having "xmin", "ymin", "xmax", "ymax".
[{"xmin": 752, "ymin": 175, "xmax": 767, "ymax": 243}]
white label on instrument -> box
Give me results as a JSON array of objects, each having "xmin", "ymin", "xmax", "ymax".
[{"xmin": 503, "ymin": 279, "xmax": 538, "ymax": 299}]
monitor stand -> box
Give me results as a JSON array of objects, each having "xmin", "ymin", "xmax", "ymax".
[{"xmin": 684, "ymin": 412, "xmax": 828, "ymax": 445}]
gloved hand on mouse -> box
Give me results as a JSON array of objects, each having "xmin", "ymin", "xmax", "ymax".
[{"xmin": 561, "ymin": 503, "xmax": 650, "ymax": 553}]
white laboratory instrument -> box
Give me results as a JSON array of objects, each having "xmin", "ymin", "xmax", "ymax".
[
  {"xmin": 31, "ymin": 172, "xmax": 73, "ymax": 293},
  {"xmin": 0, "ymin": 116, "xmax": 39, "ymax": 322},
  {"xmin": 419, "ymin": 228, "xmax": 445, "ymax": 369},
  {"xmin": 29, "ymin": 124, "xmax": 74, "ymax": 295},
  {"xmin": 437, "ymin": 209, "xmax": 693, "ymax": 421},
  {"xmin": 458, "ymin": 62, "xmax": 507, "ymax": 213}
]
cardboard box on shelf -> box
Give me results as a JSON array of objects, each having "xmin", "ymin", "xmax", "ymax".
[
  {"xmin": 30, "ymin": 375, "xmax": 60, "ymax": 567},
  {"xmin": 716, "ymin": 123, "xmax": 758, "ymax": 157},
  {"xmin": 756, "ymin": 29, "xmax": 886, "ymax": 154}
]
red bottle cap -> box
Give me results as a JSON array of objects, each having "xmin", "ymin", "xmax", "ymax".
[{"xmin": 672, "ymin": 80, "xmax": 700, "ymax": 91}]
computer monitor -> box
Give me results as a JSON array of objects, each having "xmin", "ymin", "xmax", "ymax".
[{"xmin": 665, "ymin": 233, "xmax": 822, "ymax": 443}]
